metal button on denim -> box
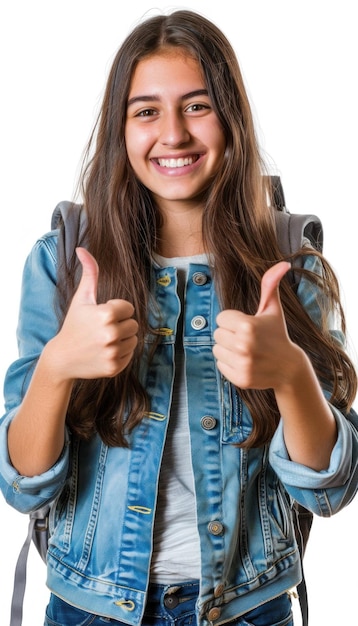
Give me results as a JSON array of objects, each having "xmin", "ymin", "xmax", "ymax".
[
  {"xmin": 201, "ymin": 416, "xmax": 216, "ymax": 430},
  {"xmin": 191, "ymin": 315, "xmax": 206, "ymax": 330},
  {"xmin": 214, "ymin": 584, "xmax": 225, "ymax": 598},
  {"xmin": 192, "ymin": 272, "xmax": 208, "ymax": 286},
  {"xmin": 207, "ymin": 607, "xmax": 221, "ymax": 621},
  {"xmin": 164, "ymin": 594, "xmax": 179, "ymax": 608},
  {"xmin": 208, "ymin": 521, "xmax": 224, "ymax": 535}
]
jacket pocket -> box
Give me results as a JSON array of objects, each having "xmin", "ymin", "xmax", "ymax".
[
  {"xmin": 267, "ymin": 475, "xmax": 292, "ymax": 541},
  {"xmin": 221, "ymin": 379, "xmax": 252, "ymax": 444}
]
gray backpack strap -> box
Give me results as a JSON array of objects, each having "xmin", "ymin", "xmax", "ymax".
[
  {"xmin": 275, "ymin": 210, "xmax": 323, "ymax": 257},
  {"xmin": 10, "ymin": 506, "xmax": 49, "ymax": 626},
  {"xmin": 51, "ymin": 200, "xmax": 87, "ymax": 267},
  {"xmin": 271, "ymin": 175, "xmax": 323, "ymax": 256},
  {"xmin": 270, "ymin": 175, "xmax": 323, "ymax": 256},
  {"xmin": 10, "ymin": 516, "xmax": 36, "ymax": 626}
]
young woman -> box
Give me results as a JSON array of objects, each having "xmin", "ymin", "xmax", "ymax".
[{"xmin": 1, "ymin": 9, "xmax": 357, "ymax": 626}]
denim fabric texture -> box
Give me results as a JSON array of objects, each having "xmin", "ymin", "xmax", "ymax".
[{"xmin": 1, "ymin": 229, "xmax": 357, "ymax": 625}]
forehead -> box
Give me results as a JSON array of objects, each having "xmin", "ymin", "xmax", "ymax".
[{"xmin": 128, "ymin": 49, "xmax": 206, "ymax": 94}]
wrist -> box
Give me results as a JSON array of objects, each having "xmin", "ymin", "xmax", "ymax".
[
  {"xmin": 40, "ymin": 337, "xmax": 76, "ymax": 388},
  {"xmin": 274, "ymin": 344, "xmax": 314, "ymax": 396}
]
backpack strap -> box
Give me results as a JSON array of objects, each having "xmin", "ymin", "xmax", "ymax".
[
  {"xmin": 293, "ymin": 502, "xmax": 314, "ymax": 626},
  {"xmin": 10, "ymin": 506, "xmax": 50, "ymax": 626},
  {"xmin": 271, "ymin": 176, "xmax": 323, "ymax": 256},
  {"xmin": 275, "ymin": 210, "xmax": 323, "ymax": 257},
  {"xmin": 10, "ymin": 516, "xmax": 36, "ymax": 626},
  {"xmin": 51, "ymin": 200, "xmax": 87, "ymax": 267}
]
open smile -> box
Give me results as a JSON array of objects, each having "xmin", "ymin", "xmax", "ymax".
[{"xmin": 153, "ymin": 155, "xmax": 200, "ymax": 168}]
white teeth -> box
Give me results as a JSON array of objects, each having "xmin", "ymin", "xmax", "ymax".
[{"xmin": 157, "ymin": 156, "xmax": 195, "ymax": 168}]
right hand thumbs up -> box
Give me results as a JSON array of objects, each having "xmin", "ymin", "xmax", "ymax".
[
  {"xmin": 52, "ymin": 247, "xmax": 139, "ymax": 381},
  {"xmin": 73, "ymin": 246, "xmax": 99, "ymax": 305}
]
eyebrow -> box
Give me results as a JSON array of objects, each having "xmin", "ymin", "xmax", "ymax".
[{"xmin": 127, "ymin": 89, "xmax": 209, "ymax": 108}]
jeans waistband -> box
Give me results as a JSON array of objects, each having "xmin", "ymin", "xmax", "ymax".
[{"xmin": 146, "ymin": 580, "xmax": 200, "ymax": 613}]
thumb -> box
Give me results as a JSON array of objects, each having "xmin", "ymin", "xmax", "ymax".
[
  {"xmin": 74, "ymin": 247, "xmax": 99, "ymax": 305},
  {"xmin": 256, "ymin": 261, "xmax": 291, "ymax": 316}
]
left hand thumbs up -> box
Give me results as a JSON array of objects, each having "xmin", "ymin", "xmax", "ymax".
[
  {"xmin": 256, "ymin": 261, "xmax": 291, "ymax": 316},
  {"xmin": 213, "ymin": 261, "xmax": 292, "ymax": 389}
]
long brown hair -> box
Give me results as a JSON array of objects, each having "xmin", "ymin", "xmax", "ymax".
[{"xmin": 57, "ymin": 10, "xmax": 357, "ymax": 447}]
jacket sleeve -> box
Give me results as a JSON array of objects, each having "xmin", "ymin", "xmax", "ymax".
[
  {"xmin": 269, "ymin": 253, "xmax": 358, "ymax": 516},
  {"xmin": 0, "ymin": 232, "xmax": 71, "ymax": 513}
]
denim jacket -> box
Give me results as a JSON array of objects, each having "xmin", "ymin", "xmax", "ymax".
[{"xmin": 1, "ymin": 229, "xmax": 357, "ymax": 625}]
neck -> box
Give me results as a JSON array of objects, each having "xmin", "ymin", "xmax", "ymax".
[
  {"xmin": 156, "ymin": 202, "xmax": 204, "ymax": 257},
  {"xmin": 156, "ymin": 235, "xmax": 205, "ymax": 258}
]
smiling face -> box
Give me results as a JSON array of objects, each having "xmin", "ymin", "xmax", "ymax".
[{"xmin": 125, "ymin": 49, "xmax": 226, "ymax": 216}]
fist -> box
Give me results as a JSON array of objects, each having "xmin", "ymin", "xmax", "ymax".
[
  {"xmin": 213, "ymin": 261, "xmax": 293, "ymax": 389},
  {"xmin": 53, "ymin": 247, "xmax": 138, "ymax": 380}
]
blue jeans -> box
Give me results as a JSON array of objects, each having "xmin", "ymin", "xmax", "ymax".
[{"xmin": 44, "ymin": 581, "xmax": 293, "ymax": 626}]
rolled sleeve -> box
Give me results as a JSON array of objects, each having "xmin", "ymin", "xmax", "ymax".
[
  {"xmin": 269, "ymin": 405, "xmax": 358, "ymax": 516},
  {"xmin": 0, "ymin": 408, "xmax": 71, "ymax": 513}
]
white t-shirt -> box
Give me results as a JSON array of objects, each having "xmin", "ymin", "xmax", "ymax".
[{"xmin": 150, "ymin": 253, "xmax": 208, "ymax": 583}]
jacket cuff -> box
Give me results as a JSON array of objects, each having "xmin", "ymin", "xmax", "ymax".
[
  {"xmin": 0, "ymin": 408, "xmax": 70, "ymax": 513},
  {"xmin": 269, "ymin": 405, "xmax": 353, "ymax": 489}
]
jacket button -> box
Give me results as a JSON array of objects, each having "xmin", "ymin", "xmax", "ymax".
[
  {"xmin": 192, "ymin": 272, "xmax": 208, "ymax": 286},
  {"xmin": 201, "ymin": 416, "xmax": 217, "ymax": 430},
  {"xmin": 164, "ymin": 594, "xmax": 179, "ymax": 608},
  {"xmin": 191, "ymin": 315, "xmax": 206, "ymax": 330},
  {"xmin": 208, "ymin": 521, "xmax": 224, "ymax": 536},
  {"xmin": 214, "ymin": 584, "xmax": 225, "ymax": 598},
  {"xmin": 207, "ymin": 607, "xmax": 221, "ymax": 621}
]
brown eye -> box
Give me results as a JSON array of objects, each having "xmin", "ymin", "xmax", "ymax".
[
  {"xmin": 137, "ymin": 108, "xmax": 156, "ymax": 117},
  {"xmin": 185, "ymin": 102, "xmax": 211, "ymax": 114}
]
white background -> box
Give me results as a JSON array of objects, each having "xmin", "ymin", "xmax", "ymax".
[{"xmin": 0, "ymin": 1, "xmax": 357, "ymax": 625}]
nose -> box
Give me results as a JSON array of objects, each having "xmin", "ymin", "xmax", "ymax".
[{"xmin": 159, "ymin": 111, "xmax": 190, "ymax": 147}]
